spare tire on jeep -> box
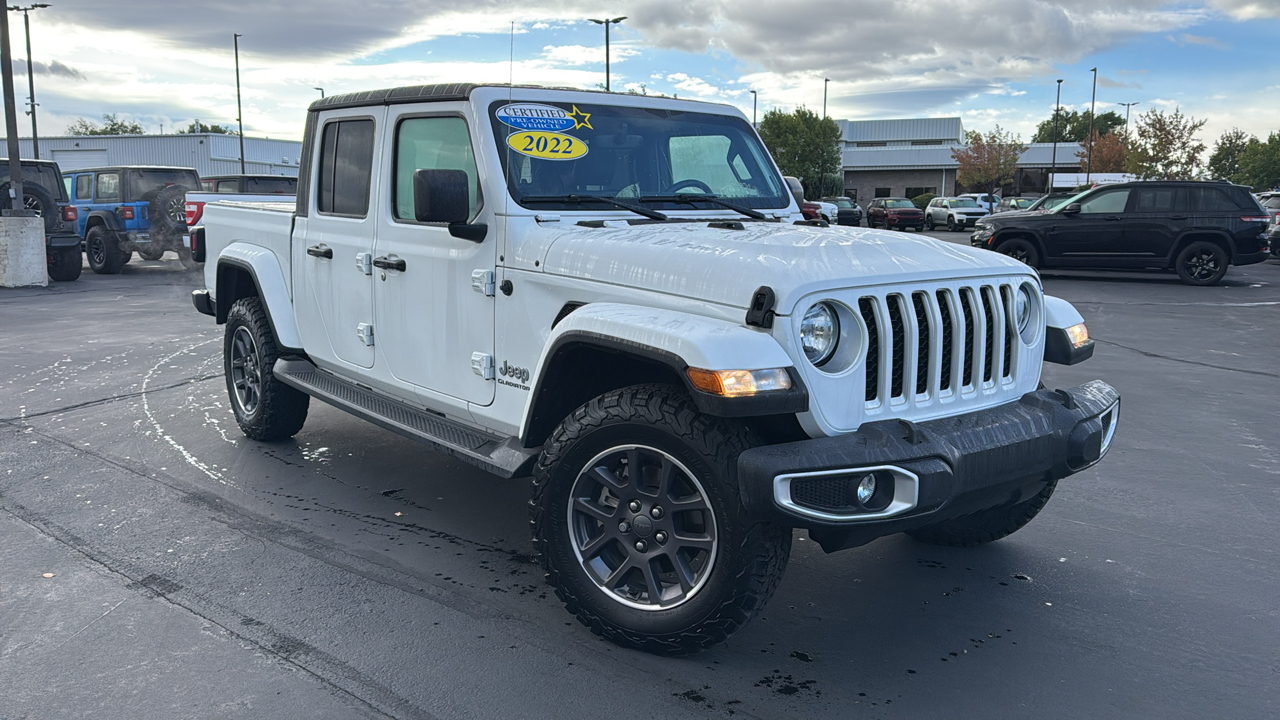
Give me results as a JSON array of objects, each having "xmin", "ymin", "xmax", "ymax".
[
  {"xmin": 147, "ymin": 185, "xmax": 188, "ymax": 237},
  {"xmin": 0, "ymin": 181, "xmax": 58, "ymax": 233}
]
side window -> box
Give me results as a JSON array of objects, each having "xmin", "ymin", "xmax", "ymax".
[
  {"xmin": 393, "ymin": 116, "xmax": 479, "ymax": 221},
  {"xmin": 74, "ymin": 175, "xmax": 92, "ymax": 201},
  {"xmin": 201, "ymin": 180, "xmax": 214, "ymax": 191},
  {"xmin": 1135, "ymin": 187, "xmax": 1176, "ymax": 212},
  {"xmin": 95, "ymin": 173, "xmax": 120, "ymax": 202},
  {"xmin": 1078, "ymin": 188, "xmax": 1129, "ymax": 214},
  {"xmin": 1184, "ymin": 187, "xmax": 1238, "ymax": 213},
  {"xmin": 317, "ymin": 118, "xmax": 375, "ymax": 217},
  {"xmin": 216, "ymin": 179, "xmax": 239, "ymax": 193}
]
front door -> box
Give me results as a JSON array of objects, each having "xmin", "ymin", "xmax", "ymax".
[
  {"xmin": 1046, "ymin": 186, "xmax": 1132, "ymax": 262},
  {"xmin": 293, "ymin": 112, "xmax": 383, "ymax": 370},
  {"xmin": 370, "ymin": 108, "xmax": 497, "ymax": 406}
]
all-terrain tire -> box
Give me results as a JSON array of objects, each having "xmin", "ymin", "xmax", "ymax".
[
  {"xmin": 148, "ymin": 185, "xmax": 189, "ymax": 235},
  {"xmin": 0, "ymin": 181, "xmax": 58, "ymax": 232},
  {"xmin": 1175, "ymin": 240, "xmax": 1229, "ymax": 286},
  {"xmin": 48, "ymin": 246, "xmax": 82, "ymax": 281},
  {"xmin": 531, "ymin": 384, "xmax": 791, "ymax": 656},
  {"xmin": 907, "ymin": 479, "xmax": 1058, "ymax": 547},
  {"xmin": 85, "ymin": 225, "xmax": 128, "ymax": 274},
  {"xmin": 224, "ymin": 297, "xmax": 310, "ymax": 441}
]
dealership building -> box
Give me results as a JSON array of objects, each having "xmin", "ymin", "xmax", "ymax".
[
  {"xmin": 0, "ymin": 133, "xmax": 302, "ymax": 177},
  {"xmin": 838, "ymin": 117, "xmax": 1084, "ymax": 204}
]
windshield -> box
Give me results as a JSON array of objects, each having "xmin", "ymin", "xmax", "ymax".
[
  {"xmin": 128, "ymin": 169, "xmax": 200, "ymax": 197},
  {"xmin": 0, "ymin": 163, "xmax": 67, "ymax": 201},
  {"xmin": 950, "ymin": 198, "xmax": 979, "ymax": 208},
  {"xmin": 885, "ymin": 199, "xmax": 916, "ymax": 208},
  {"xmin": 490, "ymin": 101, "xmax": 789, "ymax": 212},
  {"xmin": 245, "ymin": 177, "xmax": 297, "ymax": 194},
  {"xmin": 827, "ymin": 198, "xmax": 853, "ymax": 208}
]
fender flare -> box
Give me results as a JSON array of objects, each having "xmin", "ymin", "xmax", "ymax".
[
  {"xmin": 520, "ymin": 303, "xmax": 806, "ymax": 443},
  {"xmin": 214, "ymin": 242, "xmax": 303, "ymax": 351},
  {"xmin": 84, "ymin": 210, "xmax": 122, "ymax": 234},
  {"xmin": 1167, "ymin": 229, "xmax": 1236, "ymax": 264}
]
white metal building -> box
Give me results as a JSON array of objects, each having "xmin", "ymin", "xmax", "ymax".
[{"xmin": 0, "ymin": 134, "xmax": 302, "ymax": 176}]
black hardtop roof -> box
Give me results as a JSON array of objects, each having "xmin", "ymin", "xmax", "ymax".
[
  {"xmin": 0, "ymin": 157, "xmax": 59, "ymax": 166},
  {"xmin": 307, "ymin": 83, "xmax": 705, "ymax": 113},
  {"xmin": 63, "ymin": 165, "xmax": 199, "ymax": 175}
]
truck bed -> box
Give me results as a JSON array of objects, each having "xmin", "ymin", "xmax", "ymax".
[{"xmin": 201, "ymin": 201, "xmax": 294, "ymax": 301}]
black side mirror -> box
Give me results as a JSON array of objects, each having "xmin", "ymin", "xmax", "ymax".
[
  {"xmin": 413, "ymin": 168, "xmax": 487, "ymax": 242},
  {"xmin": 1061, "ymin": 202, "xmax": 1081, "ymax": 215}
]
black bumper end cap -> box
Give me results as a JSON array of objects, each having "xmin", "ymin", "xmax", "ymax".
[
  {"xmin": 192, "ymin": 289, "xmax": 215, "ymax": 317},
  {"xmin": 1045, "ymin": 327, "xmax": 1095, "ymax": 365}
]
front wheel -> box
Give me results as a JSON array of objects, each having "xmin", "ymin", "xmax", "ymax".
[
  {"xmin": 908, "ymin": 480, "xmax": 1057, "ymax": 547},
  {"xmin": 1175, "ymin": 241, "xmax": 1228, "ymax": 286},
  {"xmin": 224, "ymin": 297, "xmax": 310, "ymax": 441},
  {"xmin": 995, "ymin": 237, "xmax": 1040, "ymax": 268},
  {"xmin": 532, "ymin": 385, "xmax": 791, "ymax": 655},
  {"xmin": 924, "ymin": 215, "xmax": 935, "ymax": 231}
]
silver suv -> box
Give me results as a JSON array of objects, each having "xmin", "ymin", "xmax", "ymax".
[{"xmin": 924, "ymin": 196, "xmax": 990, "ymax": 232}]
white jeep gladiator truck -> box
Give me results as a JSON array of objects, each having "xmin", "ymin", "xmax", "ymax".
[{"xmin": 192, "ymin": 84, "xmax": 1120, "ymax": 655}]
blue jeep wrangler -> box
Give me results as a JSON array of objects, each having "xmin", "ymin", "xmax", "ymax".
[
  {"xmin": 62, "ymin": 166, "xmax": 201, "ymax": 273},
  {"xmin": 1, "ymin": 157, "xmax": 83, "ymax": 281}
]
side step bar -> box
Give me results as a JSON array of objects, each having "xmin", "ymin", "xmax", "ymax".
[{"xmin": 273, "ymin": 358, "xmax": 538, "ymax": 478}]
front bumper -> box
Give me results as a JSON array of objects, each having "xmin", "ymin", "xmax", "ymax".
[{"xmin": 737, "ymin": 380, "xmax": 1120, "ymax": 552}]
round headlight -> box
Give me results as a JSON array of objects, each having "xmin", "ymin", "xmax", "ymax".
[
  {"xmin": 1016, "ymin": 285, "xmax": 1033, "ymax": 332},
  {"xmin": 800, "ymin": 302, "xmax": 839, "ymax": 366}
]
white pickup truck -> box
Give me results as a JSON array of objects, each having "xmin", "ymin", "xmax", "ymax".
[{"xmin": 191, "ymin": 84, "xmax": 1120, "ymax": 655}]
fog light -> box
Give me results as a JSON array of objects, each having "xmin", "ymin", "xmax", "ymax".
[{"xmin": 856, "ymin": 475, "xmax": 876, "ymax": 504}]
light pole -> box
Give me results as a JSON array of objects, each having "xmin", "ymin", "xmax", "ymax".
[
  {"xmin": 234, "ymin": 33, "xmax": 245, "ymax": 173},
  {"xmin": 822, "ymin": 77, "xmax": 829, "ymax": 118},
  {"xmin": 750, "ymin": 89, "xmax": 757, "ymax": 127},
  {"xmin": 1118, "ymin": 101, "xmax": 1139, "ymax": 136},
  {"xmin": 587, "ymin": 16, "xmax": 626, "ymax": 92},
  {"xmin": 1050, "ymin": 78, "xmax": 1062, "ymax": 193},
  {"xmin": 1086, "ymin": 67, "xmax": 1097, "ymax": 183},
  {"xmin": 1, "ymin": 5, "xmax": 25, "ymax": 210},
  {"xmin": 314, "ymin": 87, "xmax": 324, "ymax": 98},
  {"xmin": 8, "ymin": 4, "xmax": 49, "ymax": 159}
]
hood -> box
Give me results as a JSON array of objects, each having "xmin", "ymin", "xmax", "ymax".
[{"xmin": 537, "ymin": 220, "xmax": 1030, "ymax": 313}]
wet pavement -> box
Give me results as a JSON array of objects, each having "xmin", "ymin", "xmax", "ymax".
[{"xmin": 2, "ymin": 250, "xmax": 1278, "ymax": 718}]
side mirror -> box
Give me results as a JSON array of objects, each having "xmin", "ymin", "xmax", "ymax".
[
  {"xmin": 1061, "ymin": 202, "xmax": 1081, "ymax": 215},
  {"xmin": 413, "ymin": 168, "xmax": 487, "ymax": 242}
]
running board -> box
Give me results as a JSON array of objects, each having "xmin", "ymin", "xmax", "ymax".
[{"xmin": 273, "ymin": 358, "xmax": 538, "ymax": 478}]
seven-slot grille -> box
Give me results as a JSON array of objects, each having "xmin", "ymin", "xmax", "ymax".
[{"xmin": 859, "ymin": 282, "xmax": 1022, "ymax": 404}]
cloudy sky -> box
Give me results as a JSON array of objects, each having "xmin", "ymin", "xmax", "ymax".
[{"xmin": 4, "ymin": 0, "xmax": 1278, "ymax": 146}]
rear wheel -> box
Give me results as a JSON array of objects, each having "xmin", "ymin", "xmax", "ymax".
[
  {"xmin": 1175, "ymin": 241, "xmax": 1229, "ymax": 286},
  {"xmin": 48, "ymin": 246, "xmax": 82, "ymax": 282},
  {"xmin": 995, "ymin": 237, "xmax": 1040, "ymax": 268},
  {"xmin": 908, "ymin": 480, "xmax": 1057, "ymax": 547},
  {"xmin": 137, "ymin": 245, "xmax": 166, "ymax": 261},
  {"xmin": 224, "ymin": 297, "xmax": 310, "ymax": 441},
  {"xmin": 85, "ymin": 225, "xmax": 127, "ymax": 274},
  {"xmin": 532, "ymin": 385, "xmax": 791, "ymax": 655}
]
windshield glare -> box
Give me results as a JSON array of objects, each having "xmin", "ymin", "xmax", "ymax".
[
  {"xmin": 491, "ymin": 101, "xmax": 788, "ymax": 211},
  {"xmin": 951, "ymin": 198, "xmax": 979, "ymax": 208},
  {"xmin": 885, "ymin": 199, "xmax": 915, "ymax": 208}
]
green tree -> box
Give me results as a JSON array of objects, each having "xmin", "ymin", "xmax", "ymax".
[
  {"xmin": 951, "ymin": 126, "xmax": 1026, "ymax": 209},
  {"xmin": 757, "ymin": 106, "xmax": 842, "ymax": 198},
  {"xmin": 65, "ymin": 113, "xmax": 145, "ymax": 135},
  {"xmin": 1032, "ymin": 109, "xmax": 1125, "ymax": 143},
  {"xmin": 1124, "ymin": 107, "xmax": 1207, "ymax": 180},
  {"xmin": 1238, "ymin": 132, "xmax": 1280, "ymax": 191},
  {"xmin": 1076, "ymin": 130, "xmax": 1127, "ymax": 173},
  {"xmin": 1207, "ymin": 128, "xmax": 1255, "ymax": 183},
  {"xmin": 178, "ymin": 120, "xmax": 238, "ymax": 135}
]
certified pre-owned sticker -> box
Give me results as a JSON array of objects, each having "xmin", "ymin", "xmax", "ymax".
[
  {"xmin": 496, "ymin": 103, "xmax": 587, "ymax": 132},
  {"xmin": 507, "ymin": 130, "xmax": 588, "ymax": 161}
]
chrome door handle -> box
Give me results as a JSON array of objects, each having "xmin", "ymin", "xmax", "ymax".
[{"xmin": 372, "ymin": 255, "xmax": 406, "ymax": 272}]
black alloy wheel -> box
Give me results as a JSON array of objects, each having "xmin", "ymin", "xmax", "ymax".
[
  {"xmin": 1175, "ymin": 241, "xmax": 1229, "ymax": 285},
  {"xmin": 995, "ymin": 238, "xmax": 1040, "ymax": 268},
  {"xmin": 567, "ymin": 444, "xmax": 718, "ymax": 610},
  {"xmin": 229, "ymin": 326, "xmax": 263, "ymax": 417}
]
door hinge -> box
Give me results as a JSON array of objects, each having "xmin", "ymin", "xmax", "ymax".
[
  {"xmin": 355, "ymin": 252, "xmax": 373, "ymax": 275},
  {"xmin": 470, "ymin": 352, "xmax": 494, "ymax": 380},
  {"xmin": 356, "ymin": 323, "xmax": 374, "ymax": 346},
  {"xmin": 471, "ymin": 269, "xmax": 495, "ymax": 297}
]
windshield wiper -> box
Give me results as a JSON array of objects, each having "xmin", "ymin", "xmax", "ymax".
[
  {"xmin": 638, "ymin": 194, "xmax": 769, "ymax": 220},
  {"xmin": 520, "ymin": 194, "xmax": 668, "ymax": 221}
]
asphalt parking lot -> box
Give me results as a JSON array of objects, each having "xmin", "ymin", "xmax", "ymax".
[{"xmin": 2, "ymin": 241, "xmax": 1278, "ymax": 719}]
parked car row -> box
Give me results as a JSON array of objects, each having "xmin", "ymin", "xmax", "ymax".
[{"xmin": 972, "ymin": 180, "xmax": 1272, "ymax": 285}]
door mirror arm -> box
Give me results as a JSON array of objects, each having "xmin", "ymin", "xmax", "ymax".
[{"xmin": 1061, "ymin": 203, "xmax": 1081, "ymax": 215}]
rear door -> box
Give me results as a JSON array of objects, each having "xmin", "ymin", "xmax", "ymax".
[
  {"xmin": 1046, "ymin": 186, "xmax": 1131, "ymax": 263},
  {"xmin": 70, "ymin": 173, "xmax": 93, "ymax": 235},
  {"xmin": 370, "ymin": 106, "xmax": 496, "ymax": 406},
  {"xmin": 1125, "ymin": 185, "xmax": 1183, "ymax": 261},
  {"xmin": 292, "ymin": 111, "xmax": 384, "ymax": 370}
]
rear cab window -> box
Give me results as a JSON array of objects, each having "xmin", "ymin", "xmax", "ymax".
[
  {"xmin": 317, "ymin": 119, "xmax": 376, "ymax": 217},
  {"xmin": 244, "ymin": 177, "xmax": 297, "ymax": 194}
]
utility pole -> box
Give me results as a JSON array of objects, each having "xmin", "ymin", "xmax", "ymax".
[
  {"xmin": 1, "ymin": 5, "xmax": 25, "ymax": 211},
  {"xmin": 587, "ymin": 17, "xmax": 625, "ymax": 92},
  {"xmin": 1050, "ymin": 79, "xmax": 1062, "ymax": 193},
  {"xmin": 314, "ymin": 87, "xmax": 324, "ymax": 98},
  {"xmin": 1086, "ymin": 67, "xmax": 1097, "ymax": 183},
  {"xmin": 234, "ymin": 33, "xmax": 245, "ymax": 173},
  {"xmin": 822, "ymin": 77, "xmax": 829, "ymax": 118},
  {"xmin": 10, "ymin": 4, "xmax": 48, "ymax": 159},
  {"xmin": 750, "ymin": 89, "xmax": 757, "ymax": 127}
]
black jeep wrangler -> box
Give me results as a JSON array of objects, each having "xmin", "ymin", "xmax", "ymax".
[{"xmin": 1, "ymin": 158, "xmax": 82, "ymax": 282}]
